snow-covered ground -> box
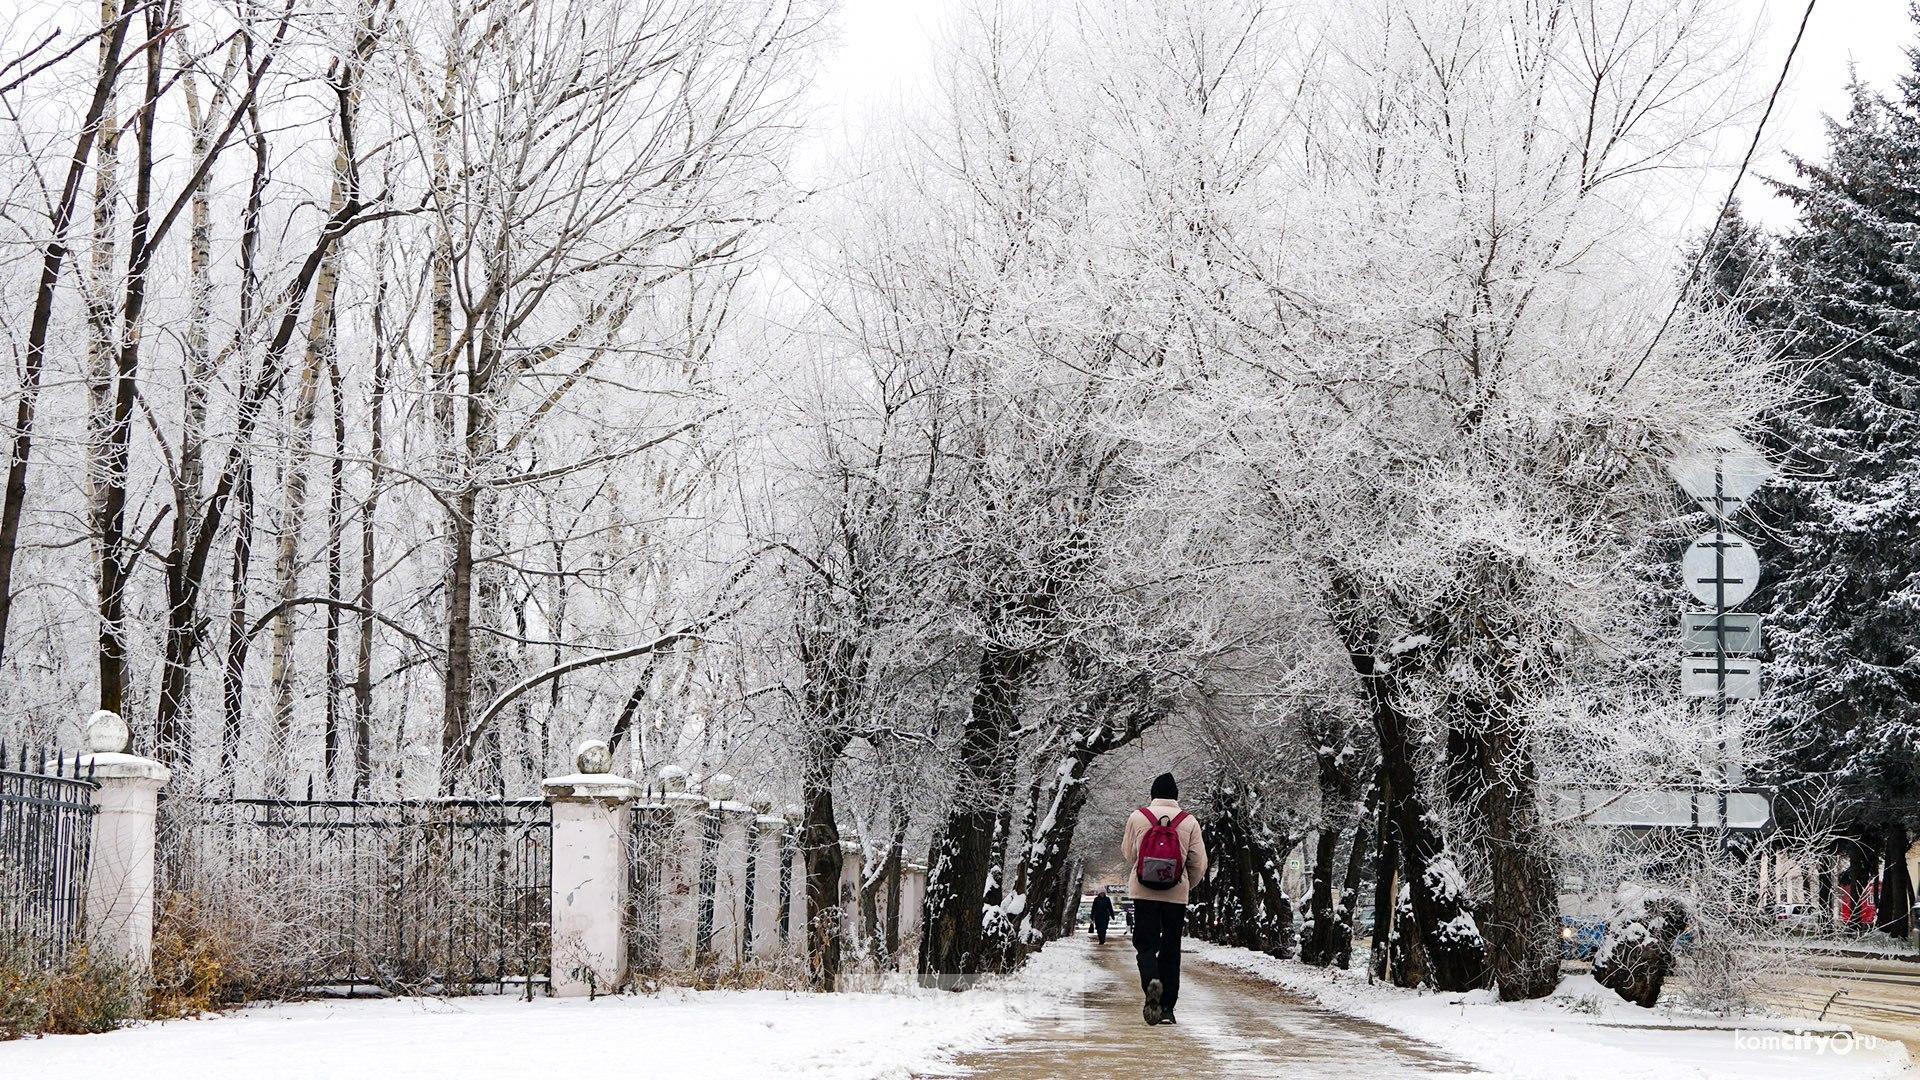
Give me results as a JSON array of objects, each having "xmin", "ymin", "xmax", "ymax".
[
  {"xmin": 1196, "ymin": 942, "xmax": 1915, "ymax": 1080},
  {"xmin": 0, "ymin": 949, "xmax": 1090, "ymax": 1080}
]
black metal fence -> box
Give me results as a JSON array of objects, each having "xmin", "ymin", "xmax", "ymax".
[
  {"xmin": 158, "ymin": 792, "xmax": 550, "ymax": 995},
  {"xmin": 0, "ymin": 744, "xmax": 97, "ymax": 968},
  {"xmin": 628, "ymin": 790, "xmax": 675, "ymax": 972},
  {"xmin": 626, "ymin": 790, "xmax": 799, "ymax": 973}
]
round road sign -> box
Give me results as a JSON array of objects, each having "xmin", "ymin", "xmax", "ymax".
[{"xmin": 1681, "ymin": 530, "xmax": 1760, "ymax": 606}]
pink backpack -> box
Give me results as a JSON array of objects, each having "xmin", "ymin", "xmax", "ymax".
[{"xmin": 1135, "ymin": 807, "xmax": 1188, "ymax": 890}]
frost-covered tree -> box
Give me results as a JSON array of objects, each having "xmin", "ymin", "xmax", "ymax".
[{"xmin": 1752, "ymin": 62, "xmax": 1920, "ymax": 937}]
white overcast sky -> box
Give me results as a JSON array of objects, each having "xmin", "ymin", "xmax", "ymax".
[{"xmin": 799, "ymin": 0, "xmax": 1919, "ymax": 232}]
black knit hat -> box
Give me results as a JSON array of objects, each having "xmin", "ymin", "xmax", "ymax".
[{"xmin": 1150, "ymin": 772, "xmax": 1178, "ymax": 801}]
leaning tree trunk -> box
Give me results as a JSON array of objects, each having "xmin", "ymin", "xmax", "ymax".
[
  {"xmin": 1328, "ymin": 572, "xmax": 1487, "ymax": 992},
  {"xmin": 1374, "ymin": 693, "xmax": 1485, "ymax": 991},
  {"xmin": 1332, "ymin": 805, "xmax": 1374, "ymax": 970},
  {"xmin": 919, "ymin": 641, "xmax": 1028, "ymax": 979},
  {"xmin": 1010, "ymin": 752, "xmax": 1093, "ymax": 958},
  {"xmin": 1006, "ymin": 677, "xmax": 1163, "ymax": 959}
]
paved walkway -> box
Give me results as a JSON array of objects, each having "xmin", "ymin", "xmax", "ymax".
[{"xmin": 935, "ymin": 936, "xmax": 1484, "ymax": 1078}]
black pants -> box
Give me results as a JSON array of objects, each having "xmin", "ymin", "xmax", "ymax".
[
  {"xmin": 1093, "ymin": 917, "xmax": 1109, "ymax": 943},
  {"xmin": 1132, "ymin": 898, "xmax": 1186, "ymax": 1013}
]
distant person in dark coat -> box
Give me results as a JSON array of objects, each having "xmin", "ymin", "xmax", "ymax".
[{"xmin": 1091, "ymin": 892, "xmax": 1114, "ymax": 943}]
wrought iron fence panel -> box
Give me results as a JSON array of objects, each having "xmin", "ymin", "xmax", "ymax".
[
  {"xmin": 627, "ymin": 794, "xmax": 672, "ymax": 973},
  {"xmin": 158, "ymin": 794, "xmax": 550, "ymax": 995},
  {"xmin": 0, "ymin": 744, "xmax": 96, "ymax": 968},
  {"xmin": 695, "ymin": 807, "xmax": 721, "ymax": 963}
]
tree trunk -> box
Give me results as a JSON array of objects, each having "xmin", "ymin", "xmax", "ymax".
[
  {"xmin": 1333, "ymin": 803, "xmax": 1373, "ymax": 970},
  {"xmin": 883, "ymin": 829, "xmax": 905, "ymax": 958},
  {"xmin": 265, "ymin": 138, "xmax": 348, "ymax": 792},
  {"xmin": 440, "ymin": 486, "xmax": 477, "ymax": 788},
  {"xmin": 0, "ymin": 0, "xmax": 133, "ymax": 667},
  {"xmin": 1330, "ymin": 578, "xmax": 1486, "ymax": 991},
  {"xmin": 801, "ymin": 752, "xmax": 846, "ymax": 990},
  {"xmin": 1476, "ymin": 704, "xmax": 1561, "ymax": 1000},
  {"xmin": 1303, "ymin": 826, "xmax": 1339, "ymax": 965},
  {"xmin": 83, "ymin": 0, "xmax": 123, "ymax": 704},
  {"xmin": 1878, "ymin": 824, "xmax": 1913, "ymax": 940},
  {"xmin": 1369, "ymin": 774, "xmax": 1398, "ymax": 982},
  {"xmin": 919, "ymin": 639, "xmax": 1028, "ymax": 979},
  {"xmin": 1007, "ymin": 747, "xmax": 1094, "ymax": 960},
  {"xmin": 153, "ymin": 42, "xmax": 222, "ymax": 767},
  {"xmin": 96, "ymin": 0, "xmax": 171, "ymax": 722},
  {"xmin": 323, "ymin": 352, "xmax": 347, "ymax": 792},
  {"xmin": 351, "ymin": 228, "xmax": 390, "ymax": 797}
]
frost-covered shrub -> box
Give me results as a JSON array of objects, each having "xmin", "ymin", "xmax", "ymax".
[
  {"xmin": 1593, "ymin": 885, "xmax": 1688, "ymax": 1008},
  {"xmin": 0, "ymin": 942, "xmax": 142, "ymax": 1039}
]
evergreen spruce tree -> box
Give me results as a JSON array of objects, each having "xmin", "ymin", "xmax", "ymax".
[{"xmin": 1753, "ymin": 63, "xmax": 1920, "ymax": 937}]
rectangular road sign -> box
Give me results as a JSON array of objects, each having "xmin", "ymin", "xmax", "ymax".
[
  {"xmin": 1681, "ymin": 655, "xmax": 1761, "ymax": 698},
  {"xmin": 1549, "ymin": 786, "xmax": 1773, "ymax": 831},
  {"xmin": 1682, "ymin": 612, "xmax": 1762, "ymax": 655}
]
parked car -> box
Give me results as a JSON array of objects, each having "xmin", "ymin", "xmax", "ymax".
[
  {"xmin": 1558, "ymin": 914, "xmax": 1607, "ymax": 961},
  {"xmin": 1775, "ymin": 902, "xmax": 1820, "ymax": 932}
]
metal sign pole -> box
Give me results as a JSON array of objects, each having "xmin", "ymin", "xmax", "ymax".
[{"xmin": 1714, "ymin": 463, "xmax": 1729, "ymax": 849}]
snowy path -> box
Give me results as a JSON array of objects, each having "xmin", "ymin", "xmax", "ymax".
[{"xmin": 930, "ymin": 936, "xmax": 1483, "ymax": 1078}]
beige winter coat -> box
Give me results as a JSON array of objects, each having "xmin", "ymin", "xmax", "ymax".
[{"xmin": 1122, "ymin": 798, "xmax": 1208, "ymax": 905}]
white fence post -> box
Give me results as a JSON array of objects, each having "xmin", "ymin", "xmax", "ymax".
[
  {"xmin": 77, "ymin": 711, "xmax": 169, "ymax": 977},
  {"xmin": 750, "ymin": 800, "xmax": 786, "ymax": 958},
  {"xmin": 901, "ymin": 862, "xmax": 928, "ymax": 942},
  {"xmin": 657, "ymin": 767, "xmax": 706, "ymax": 971},
  {"xmin": 543, "ymin": 740, "xmax": 637, "ymax": 997},
  {"xmin": 706, "ymin": 775, "xmax": 752, "ymax": 967},
  {"xmin": 784, "ymin": 806, "xmax": 806, "ymax": 959},
  {"xmin": 838, "ymin": 839, "xmax": 865, "ymax": 948}
]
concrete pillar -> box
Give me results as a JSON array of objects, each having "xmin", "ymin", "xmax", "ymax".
[
  {"xmin": 749, "ymin": 801, "xmax": 786, "ymax": 958},
  {"xmin": 543, "ymin": 739, "xmax": 638, "ymax": 997},
  {"xmin": 784, "ymin": 807, "xmax": 806, "ymax": 959},
  {"xmin": 838, "ymin": 839, "xmax": 865, "ymax": 947},
  {"xmin": 657, "ymin": 767, "xmax": 707, "ymax": 971},
  {"xmin": 706, "ymin": 775, "xmax": 752, "ymax": 967},
  {"xmin": 77, "ymin": 711, "xmax": 169, "ymax": 974}
]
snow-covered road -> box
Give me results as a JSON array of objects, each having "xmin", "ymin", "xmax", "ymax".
[{"xmin": 3, "ymin": 937, "xmax": 1910, "ymax": 1080}]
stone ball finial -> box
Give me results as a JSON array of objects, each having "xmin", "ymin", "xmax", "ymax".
[
  {"xmin": 707, "ymin": 773, "xmax": 736, "ymax": 801},
  {"xmin": 656, "ymin": 763, "xmax": 688, "ymax": 792},
  {"xmin": 86, "ymin": 710, "xmax": 130, "ymax": 754},
  {"xmin": 573, "ymin": 738, "xmax": 613, "ymax": 776}
]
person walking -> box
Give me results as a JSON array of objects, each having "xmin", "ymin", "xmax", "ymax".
[
  {"xmin": 1090, "ymin": 891, "xmax": 1114, "ymax": 944},
  {"xmin": 1121, "ymin": 772, "xmax": 1207, "ymax": 1026}
]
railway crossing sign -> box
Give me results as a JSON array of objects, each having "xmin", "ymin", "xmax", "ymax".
[
  {"xmin": 1681, "ymin": 612, "xmax": 1761, "ymax": 654},
  {"xmin": 1681, "ymin": 530, "xmax": 1760, "ymax": 606}
]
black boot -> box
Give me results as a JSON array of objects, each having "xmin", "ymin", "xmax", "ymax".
[{"xmin": 1143, "ymin": 978, "xmax": 1164, "ymax": 1026}]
